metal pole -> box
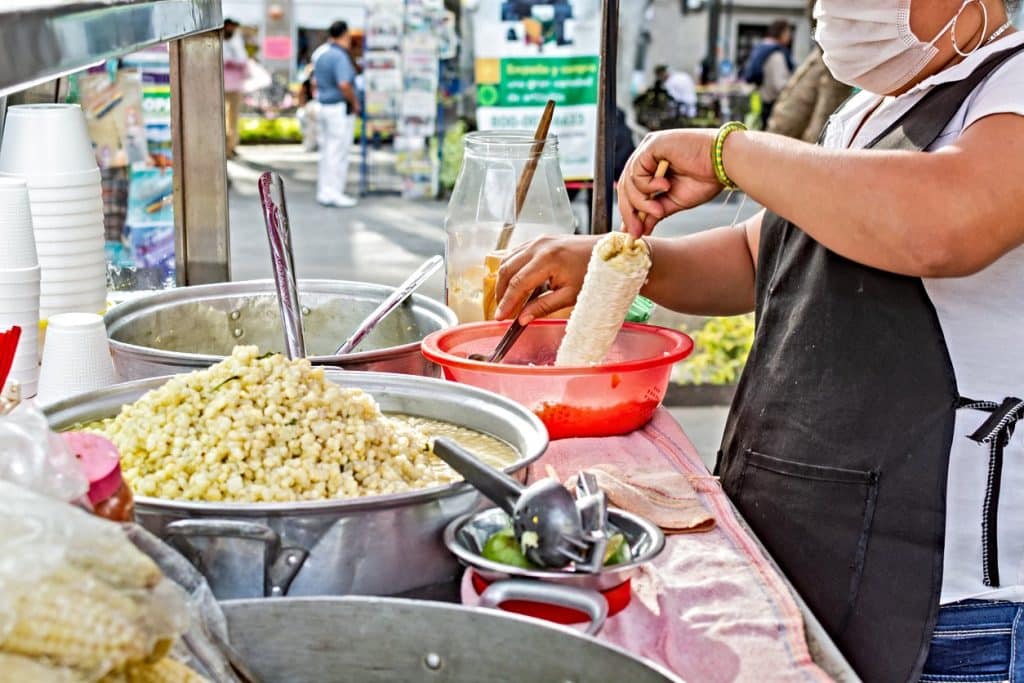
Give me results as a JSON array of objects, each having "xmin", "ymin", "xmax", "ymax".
[
  {"xmin": 170, "ymin": 31, "xmax": 231, "ymax": 285},
  {"xmin": 591, "ymin": 0, "xmax": 618, "ymax": 234},
  {"xmin": 704, "ymin": 0, "xmax": 722, "ymax": 83}
]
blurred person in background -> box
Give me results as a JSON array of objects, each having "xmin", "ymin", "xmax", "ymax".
[
  {"xmin": 313, "ymin": 20, "xmax": 360, "ymax": 208},
  {"xmin": 222, "ymin": 18, "xmax": 248, "ymax": 159},
  {"xmin": 743, "ymin": 19, "xmax": 795, "ymax": 128},
  {"xmin": 297, "ymin": 67, "xmax": 319, "ymax": 152},
  {"xmin": 767, "ymin": 48, "xmax": 853, "ymax": 141},
  {"xmin": 664, "ymin": 67, "xmax": 698, "ymax": 118}
]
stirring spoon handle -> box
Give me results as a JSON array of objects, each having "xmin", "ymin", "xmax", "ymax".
[
  {"xmin": 334, "ymin": 255, "xmax": 443, "ymax": 356},
  {"xmin": 432, "ymin": 438, "xmax": 523, "ymax": 514}
]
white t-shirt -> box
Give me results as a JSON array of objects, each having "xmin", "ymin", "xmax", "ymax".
[{"xmin": 823, "ymin": 32, "xmax": 1024, "ymax": 604}]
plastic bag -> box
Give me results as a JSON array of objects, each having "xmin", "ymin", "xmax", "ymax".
[
  {"xmin": 0, "ymin": 482, "xmax": 192, "ymax": 681},
  {"xmin": 0, "ymin": 402, "xmax": 88, "ymax": 503}
]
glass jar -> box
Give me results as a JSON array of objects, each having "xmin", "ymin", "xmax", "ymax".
[
  {"xmin": 445, "ymin": 131, "xmax": 575, "ymax": 323},
  {"xmin": 62, "ymin": 431, "xmax": 135, "ymax": 523}
]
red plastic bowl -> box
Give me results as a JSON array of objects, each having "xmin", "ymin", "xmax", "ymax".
[{"xmin": 421, "ymin": 320, "xmax": 693, "ymax": 439}]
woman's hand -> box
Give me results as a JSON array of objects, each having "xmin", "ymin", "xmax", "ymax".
[
  {"xmin": 494, "ymin": 235, "xmax": 599, "ymax": 324},
  {"xmin": 618, "ymin": 129, "xmax": 723, "ymax": 237}
]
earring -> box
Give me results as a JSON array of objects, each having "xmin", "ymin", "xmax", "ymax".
[{"xmin": 951, "ymin": 0, "xmax": 989, "ymax": 57}]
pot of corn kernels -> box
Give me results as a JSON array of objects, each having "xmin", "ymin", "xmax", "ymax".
[{"xmin": 444, "ymin": 131, "xmax": 575, "ymax": 323}]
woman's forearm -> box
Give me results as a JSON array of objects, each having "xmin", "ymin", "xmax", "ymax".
[
  {"xmin": 643, "ymin": 221, "xmax": 757, "ymax": 317},
  {"xmin": 722, "ymin": 123, "xmax": 1024, "ymax": 277}
]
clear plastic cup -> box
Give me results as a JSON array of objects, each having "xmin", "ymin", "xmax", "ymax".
[
  {"xmin": 29, "ymin": 198, "xmax": 103, "ymax": 217},
  {"xmin": 36, "ymin": 312, "xmax": 117, "ymax": 406},
  {"xmin": 0, "ymin": 105, "xmax": 98, "ymax": 176},
  {"xmin": 0, "ymin": 178, "xmax": 38, "ymax": 269}
]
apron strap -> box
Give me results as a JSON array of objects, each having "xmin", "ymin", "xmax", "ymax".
[{"xmin": 956, "ymin": 396, "xmax": 1024, "ymax": 587}]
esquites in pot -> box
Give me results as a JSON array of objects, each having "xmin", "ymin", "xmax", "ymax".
[{"xmin": 81, "ymin": 346, "xmax": 516, "ymax": 503}]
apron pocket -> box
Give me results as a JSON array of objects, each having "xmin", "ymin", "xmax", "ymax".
[{"xmin": 729, "ymin": 449, "xmax": 880, "ymax": 637}]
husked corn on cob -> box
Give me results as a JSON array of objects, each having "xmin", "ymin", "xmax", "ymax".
[
  {"xmin": 100, "ymin": 658, "xmax": 209, "ymax": 683},
  {"xmin": 0, "ymin": 653, "xmax": 85, "ymax": 682},
  {"xmin": 2, "ymin": 565, "xmax": 150, "ymax": 673},
  {"xmin": 555, "ymin": 232, "xmax": 651, "ymax": 366}
]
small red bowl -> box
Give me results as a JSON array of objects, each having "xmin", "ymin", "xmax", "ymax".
[
  {"xmin": 421, "ymin": 320, "xmax": 693, "ymax": 439},
  {"xmin": 469, "ymin": 570, "xmax": 633, "ymax": 625}
]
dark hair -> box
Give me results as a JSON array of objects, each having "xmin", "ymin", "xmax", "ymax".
[
  {"xmin": 767, "ymin": 19, "xmax": 791, "ymax": 39},
  {"xmin": 223, "ymin": 17, "xmax": 239, "ymax": 27},
  {"xmin": 328, "ymin": 20, "xmax": 348, "ymax": 39},
  {"xmin": 654, "ymin": 64, "xmax": 669, "ymax": 77}
]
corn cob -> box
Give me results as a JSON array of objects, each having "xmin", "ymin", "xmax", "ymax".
[
  {"xmin": 555, "ymin": 232, "xmax": 651, "ymax": 366},
  {"xmin": 1, "ymin": 565, "xmax": 150, "ymax": 673},
  {"xmin": 0, "ymin": 652, "xmax": 86, "ymax": 683},
  {"xmin": 101, "ymin": 658, "xmax": 210, "ymax": 683}
]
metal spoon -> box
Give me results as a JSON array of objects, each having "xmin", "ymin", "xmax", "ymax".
[
  {"xmin": 258, "ymin": 172, "xmax": 305, "ymax": 360},
  {"xmin": 468, "ymin": 286, "xmax": 546, "ymax": 363},
  {"xmin": 432, "ymin": 438, "xmax": 591, "ymax": 569},
  {"xmin": 334, "ymin": 255, "xmax": 443, "ymax": 355}
]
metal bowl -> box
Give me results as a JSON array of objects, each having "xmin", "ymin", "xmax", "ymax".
[
  {"xmin": 104, "ymin": 279, "xmax": 457, "ymax": 380},
  {"xmin": 44, "ymin": 371, "xmax": 547, "ymax": 599},
  {"xmin": 445, "ymin": 507, "xmax": 666, "ymax": 592},
  {"xmin": 220, "ymin": 597, "xmax": 683, "ymax": 682}
]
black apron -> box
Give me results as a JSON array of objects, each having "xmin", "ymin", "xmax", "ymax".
[{"xmin": 717, "ymin": 44, "xmax": 1024, "ymax": 683}]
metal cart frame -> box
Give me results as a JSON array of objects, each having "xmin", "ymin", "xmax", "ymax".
[{"xmin": 0, "ymin": 0, "xmax": 230, "ymax": 286}]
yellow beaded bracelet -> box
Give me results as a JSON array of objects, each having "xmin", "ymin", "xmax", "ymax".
[{"xmin": 711, "ymin": 121, "xmax": 747, "ymax": 190}]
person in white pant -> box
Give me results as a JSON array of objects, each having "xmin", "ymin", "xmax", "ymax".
[{"xmin": 313, "ymin": 21, "xmax": 360, "ymax": 207}]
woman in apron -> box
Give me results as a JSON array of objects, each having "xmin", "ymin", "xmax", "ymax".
[{"xmin": 495, "ymin": 1, "xmax": 1024, "ymax": 680}]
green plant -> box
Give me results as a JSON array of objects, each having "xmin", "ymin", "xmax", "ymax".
[{"xmin": 673, "ymin": 314, "xmax": 755, "ymax": 386}]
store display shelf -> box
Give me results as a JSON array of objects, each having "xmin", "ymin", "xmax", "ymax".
[{"xmin": 0, "ymin": 0, "xmax": 222, "ymax": 97}]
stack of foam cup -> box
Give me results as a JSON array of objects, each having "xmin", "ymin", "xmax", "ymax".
[
  {"xmin": 0, "ymin": 104, "xmax": 107, "ymax": 320},
  {"xmin": 36, "ymin": 313, "xmax": 118, "ymax": 406},
  {"xmin": 0, "ymin": 178, "xmax": 41, "ymax": 397}
]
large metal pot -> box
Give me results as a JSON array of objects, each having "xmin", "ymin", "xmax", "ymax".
[
  {"xmin": 45, "ymin": 372, "xmax": 547, "ymax": 599},
  {"xmin": 104, "ymin": 279, "xmax": 457, "ymax": 380},
  {"xmin": 220, "ymin": 597, "xmax": 683, "ymax": 682}
]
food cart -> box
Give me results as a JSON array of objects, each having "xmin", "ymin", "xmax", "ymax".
[{"xmin": 0, "ymin": 2, "xmax": 861, "ymax": 681}]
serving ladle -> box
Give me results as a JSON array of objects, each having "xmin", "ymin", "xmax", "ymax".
[
  {"xmin": 258, "ymin": 171, "xmax": 305, "ymax": 360},
  {"xmin": 468, "ymin": 286, "xmax": 546, "ymax": 363},
  {"xmin": 432, "ymin": 438, "xmax": 593, "ymax": 570}
]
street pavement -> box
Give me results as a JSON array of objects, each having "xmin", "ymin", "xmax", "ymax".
[{"xmin": 227, "ymin": 144, "xmax": 745, "ymax": 464}]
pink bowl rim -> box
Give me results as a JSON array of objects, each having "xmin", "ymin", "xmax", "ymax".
[{"xmin": 421, "ymin": 320, "xmax": 694, "ymax": 376}]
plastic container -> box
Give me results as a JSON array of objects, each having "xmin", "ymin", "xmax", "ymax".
[
  {"xmin": 34, "ymin": 235, "xmax": 104, "ymax": 257},
  {"xmin": 38, "ymin": 260, "xmax": 106, "ymax": 283},
  {"xmin": 60, "ymin": 432, "xmax": 135, "ymax": 522},
  {"xmin": 36, "ymin": 313, "xmax": 117, "ymax": 405},
  {"xmin": 422, "ymin": 320, "xmax": 693, "ymax": 439},
  {"xmin": 0, "ymin": 167, "xmax": 101, "ymax": 189},
  {"xmin": 30, "ymin": 211, "xmax": 104, "ymax": 229},
  {"xmin": 37, "ymin": 251, "xmax": 107, "ymax": 269},
  {"xmin": 29, "ymin": 198, "xmax": 103, "ymax": 217},
  {"xmin": 0, "ymin": 178, "xmax": 39, "ymax": 269},
  {"xmin": 26, "ymin": 183, "xmax": 103, "ymax": 202},
  {"xmin": 0, "ymin": 104, "xmax": 98, "ymax": 176},
  {"xmin": 444, "ymin": 132, "xmax": 575, "ymax": 324},
  {"xmin": 33, "ymin": 224, "xmax": 104, "ymax": 243}
]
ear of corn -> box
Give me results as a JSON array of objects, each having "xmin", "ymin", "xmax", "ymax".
[
  {"xmin": 556, "ymin": 233, "xmax": 651, "ymax": 366},
  {"xmin": 102, "ymin": 658, "xmax": 209, "ymax": 683},
  {"xmin": 0, "ymin": 652, "xmax": 85, "ymax": 683},
  {"xmin": 1, "ymin": 565, "xmax": 149, "ymax": 674}
]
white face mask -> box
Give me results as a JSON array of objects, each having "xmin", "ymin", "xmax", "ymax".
[{"xmin": 814, "ymin": 0, "xmax": 986, "ymax": 94}]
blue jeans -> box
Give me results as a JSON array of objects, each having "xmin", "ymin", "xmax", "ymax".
[{"xmin": 921, "ymin": 601, "xmax": 1024, "ymax": 682}]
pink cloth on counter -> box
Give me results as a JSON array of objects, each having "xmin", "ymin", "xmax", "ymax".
[{"xmin": 525, "ymin": 409, "xmax": 832, "ymax": 683}]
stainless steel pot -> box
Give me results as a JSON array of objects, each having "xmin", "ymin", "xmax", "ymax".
[
  {"xmin": 44, "ymin": 372, "xmax": 547, "ymax": 599},
  {"xmin": 103, "ymin": 279, "xmax": 457, "ymax": 379},
  {"xmin": 219, "ymin": 597, "xmax": 683, "ymax": 682}
]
